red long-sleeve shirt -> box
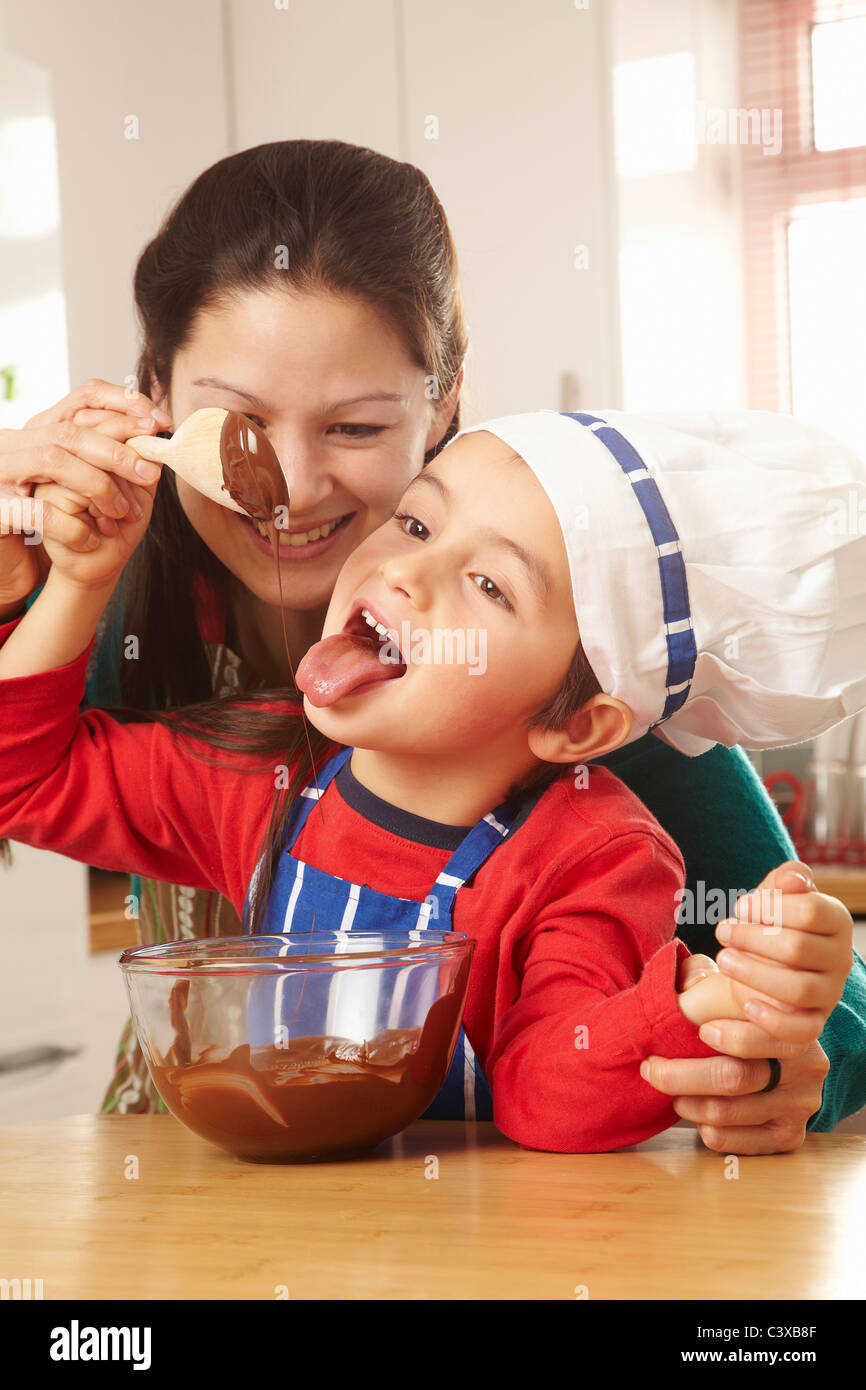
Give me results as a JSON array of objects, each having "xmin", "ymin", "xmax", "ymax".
[{"xmin": 0, "ymin": 616, "xmax": 717, "ymax": 1152}]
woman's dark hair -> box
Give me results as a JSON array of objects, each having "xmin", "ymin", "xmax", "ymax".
[{"xmin": 122, "ymin": 138, "xmax": 468, "ymax": 712}]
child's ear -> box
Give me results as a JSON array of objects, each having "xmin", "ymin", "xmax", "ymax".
[{"xmin": 527, "ymin": 694, "xmax": 634, "ymax": 764}]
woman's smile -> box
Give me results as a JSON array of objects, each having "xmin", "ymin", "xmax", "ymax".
[{"xmin": 236, "ymin": 509, "xmax": 358, "ymax": 561}]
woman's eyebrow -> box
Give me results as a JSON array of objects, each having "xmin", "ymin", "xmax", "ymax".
[
  {"xmin": 192, "ymin": 378, "xmax": 407, "ymax": 413},
  {"xmin": 404, "ymin": 472, "xmax": 551, "ymax": 599},
  {"xmin": 192, "ymin": 377, "xmax": 270, "ymax": 408},
  {"xmin": 325, "ymin": 392, "xmax": 407, "ymax": 411}
]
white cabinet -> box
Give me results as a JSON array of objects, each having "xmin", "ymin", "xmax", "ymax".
[{"xmin": 229, "ymin": 0, "xmax": 622, "ymax": 418}]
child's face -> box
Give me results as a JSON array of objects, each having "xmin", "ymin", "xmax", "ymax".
[{"xmin": 303, "ymin": 430, "xmax": 582, "ymax": 763}]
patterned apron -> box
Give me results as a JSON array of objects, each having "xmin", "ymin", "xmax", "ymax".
[{"xmin": 244, "ymin": 745, "xmax": 523, "ymax": 1121}]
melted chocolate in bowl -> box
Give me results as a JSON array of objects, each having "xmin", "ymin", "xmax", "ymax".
[{"xmin": 151, "ymin": 959, "xmax": 469, "ymax": 1162}]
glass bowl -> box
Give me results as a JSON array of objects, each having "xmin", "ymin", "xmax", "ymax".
[{"xmin": 119, "ymin": 930, "xmax": 474, "ymax": 1163}]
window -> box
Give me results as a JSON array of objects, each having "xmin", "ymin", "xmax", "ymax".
[
  {"xmin": 741, "ymin": 0, "xmax": 866, "ymax": 431},
  {"xmin": 811, "ymin": 15, "xmax": 866, "ymax": 151},
  {"xmin": 787, "ymin": 197, "xmax": 866, "ymax": 457},
  {"xmin": 613, "ymin": 52, "xmax": 698, "ymax": 179}
]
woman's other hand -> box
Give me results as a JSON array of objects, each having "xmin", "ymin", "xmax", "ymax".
[{"xmin": 640, "ymin": 1041, "xmax": 829, "ymax": 1155}]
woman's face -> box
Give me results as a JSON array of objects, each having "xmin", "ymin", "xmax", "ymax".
[{"xmin": 162, "ymin": 287, "xmax": 456, "ymax": 611}]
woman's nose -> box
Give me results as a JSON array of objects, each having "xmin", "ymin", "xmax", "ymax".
[{"xmin": 270, "ymin": 437, "xmax": 333, "ymax": 515}]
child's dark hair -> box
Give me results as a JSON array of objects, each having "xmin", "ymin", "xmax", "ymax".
[{"xmin": 507, "ymin": 641, "xmax": 603, "ymax": 800}]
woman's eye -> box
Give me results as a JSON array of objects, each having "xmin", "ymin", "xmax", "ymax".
[
  {"xmin": 242, "ymin": 414, "xmax": 268, "ymax": 430},
  {"xmin": 393, "ymin": 512, "xmax": 429, "ymax": 540},
  {"xmin": 471, "ymin": 574, "xmax": 512, "ymax": 610},
  {"xmin": 331, "ymin": 423, "xmax": 386, "ymax": 438}
]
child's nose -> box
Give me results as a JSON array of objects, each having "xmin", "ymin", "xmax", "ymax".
[{"xmin": 379, "ymin": 550, "xmax": 435, "ymax": 608}]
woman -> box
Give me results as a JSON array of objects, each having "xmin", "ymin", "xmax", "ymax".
[{"xmin": 1, "ymin": 140, "xmax": 862, "ymax": 1148}]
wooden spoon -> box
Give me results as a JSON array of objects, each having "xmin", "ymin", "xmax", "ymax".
[{"xmin": 127, "ymin": 407, "xmax": 246, "ymax": 514}]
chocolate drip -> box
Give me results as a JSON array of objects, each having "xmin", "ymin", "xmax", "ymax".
[
  {"xmin": 168, "ymin": 979, "xmax": 192, "ymax": 1067},
  {"xmin": 219, "ymin": 411, "xmax": 289, "ymax": 524},
  {"xmin": 219, "ymin": 410, "xmax": 326, "ymax": 826}
]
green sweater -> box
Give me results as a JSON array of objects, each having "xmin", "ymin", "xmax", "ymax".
[{"xmin": 79, "ymin": 584, "xmax": 866, "ymax": 1131}]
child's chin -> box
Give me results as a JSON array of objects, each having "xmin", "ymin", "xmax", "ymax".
[{"xmin": 301, "ymin": 683, "xmax": 400, "ymax": 740}]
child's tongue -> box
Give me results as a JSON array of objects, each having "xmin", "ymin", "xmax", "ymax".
[{"xmin": 296, "ymin": 632, "xmax": 404, "ymax": 707}]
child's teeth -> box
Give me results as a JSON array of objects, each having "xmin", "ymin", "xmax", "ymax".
[{"xmin": 361, "ymin": 609, "xmax": 393, "ymax": 640}]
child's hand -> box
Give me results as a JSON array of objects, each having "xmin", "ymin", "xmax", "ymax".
[
  {"xmin": 677, "ymin": 953, "xmax": 778, "ymax": 1031},
  {"xmin": 33, "ymin": 470, "xmax": 158, "ymax": 591}
]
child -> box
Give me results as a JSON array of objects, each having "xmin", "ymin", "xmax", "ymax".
[{"xmin": 0, "ymin": 408, "xmax": 861, "ymax": 1152}]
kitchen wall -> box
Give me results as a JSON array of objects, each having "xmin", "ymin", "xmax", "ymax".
[
  {"xmin": 227, "ymin": 0, "xmax": 623, "ymax": 420},
  {"xmin": 610, "ymin": 0, "xmax": 747, "ymax": 411},
  {"xmin": 3, "ymin": 0, "xmax": 624, "ymax": 416},
  {"xmin": 1, "ymin": 0, "xmax": 228, "ymax": 394}
]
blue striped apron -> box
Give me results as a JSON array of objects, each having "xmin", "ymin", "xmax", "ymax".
[{"xmin": 243, "ymin": 746, "xmax": 522, "ymax": 1121}]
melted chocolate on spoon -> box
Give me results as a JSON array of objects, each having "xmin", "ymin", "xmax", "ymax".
[{"xmin": 220, "ymin": 412, "xmax": 289, "ymax": 525}]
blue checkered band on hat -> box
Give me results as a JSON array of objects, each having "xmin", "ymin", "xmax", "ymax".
[{"xmin": 562, "ymin": 412, "xmax": 698, "ymax": 727}]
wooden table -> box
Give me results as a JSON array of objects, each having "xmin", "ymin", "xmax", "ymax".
[{"xmin": 1, "ymin": 1116, "xmax": 864, "ymax": 1300}]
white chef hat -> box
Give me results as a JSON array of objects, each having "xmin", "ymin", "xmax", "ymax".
[{"xmin": 451, "ymin": 409, "xmax": 866, "ymax": 756}]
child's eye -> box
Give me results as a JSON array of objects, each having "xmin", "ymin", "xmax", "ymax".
[
  {"xmin": 394, "ymin": 512, "xmax": 429, "ymax": 540},
  {"xmin": 471, "ymin": 574, "xmax": 513, "ymax": 611},
  {"xmin": 330, "ymin": 424, "xmax": 386, "ymax": 438}
]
